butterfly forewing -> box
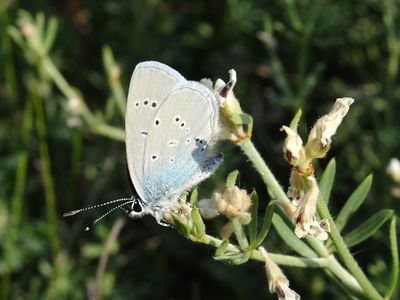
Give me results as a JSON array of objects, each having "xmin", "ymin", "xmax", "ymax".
[{"xmin": 126, "ymin": 61, "xmax": 185, "ymax": 201}]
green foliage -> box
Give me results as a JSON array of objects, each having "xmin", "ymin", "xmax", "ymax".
[
  {"xmin": 319, "ymin": 158, "xmax": 336, "ymax": 204},
  {"xmin": 1, "ymin": 1, "xmax": 399, "ymax": 299},
  {"xmin": 336, "ymin": 174, "xmax": 373, "ymax": 232},
  {"xmin": 343, "ymin": 209, "xmax": 393, "ymax": 248},
  {"xmin": 272, "ymin": 214, "xmax": 317, "ymax": 258}
]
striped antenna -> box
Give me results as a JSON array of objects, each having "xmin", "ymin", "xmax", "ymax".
[
  {"xmin": 85, "ymin": 200, "xmax": 134, "ymax": 231},
  {"xmin": 63, "ymin": 197, "xmax": 133, "ymax": 217}
]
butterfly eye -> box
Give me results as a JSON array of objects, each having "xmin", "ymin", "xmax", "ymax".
[{"xmin": 132, "ymin": 200, "xmax": 143, "ymax": 213}]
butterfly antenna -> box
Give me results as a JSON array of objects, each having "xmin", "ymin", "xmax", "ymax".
[
  {"xmin": 85, "ymin": 200, "xmax": 134, "ymax": 231},
  {"xmin": 63, "ymin": 197, "xmax": 133, "ymax": 217}
]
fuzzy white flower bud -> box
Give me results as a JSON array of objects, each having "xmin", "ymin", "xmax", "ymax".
[
  {"xmin": 306, "ymin": 98, "xmax": 354, "ymax": 158},
  {"xmin": 259, "ymin": 246, "xmax": 300, "ymax": 300},
  {"xmin": 198, "ymin": 198, "xmax": 220, "ymax": 219},
  {"xmin": 387, "ymin": 158, "xmax": 400, "ymax": 183},
  {"xmin": 280, "ymin": 126, "xmax": 304, "ymax": 166}
]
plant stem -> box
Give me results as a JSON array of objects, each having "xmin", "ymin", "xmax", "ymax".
[
  {"xmin": 385, "ymin": 216, "xmax": 398, "ymax": 300},
  {"xmin": 91, "ymin": 122, "xmax": 125, "ymax": 142},
  {"xmin": 232, "ymin": 218, "xmax": 249, "ymax": 250},
  {"xmin": 236, "ymin": 138, "xmax": 372, "ymax": 297},
  {"xmin": 317, "ymin": 198, "xmax": 382, "ymax": 300},
  {"xmin": 33, "ymin": 87, "xmax": 60, "ymax": 260},
  {"xmin": 102, "ymin": 46, "xmax": 126, "ymax": 117},
  {"xmin": 203, "ymin": 233, "xmax": 362, "ymax": 293},
  {"xmin": 92, "ymin": 218, "xmax": 126, "ymax": 300},
  {"xmin": 238, "ymin": 139, "xmax": 289, "ymax": 202},
  {"xmin": 2, "ymin": 152, "xmax": 28, "ymax": 299},
  {"xmin": 238, "ymin": 139, "xmax": 329, "ymax": 257}
]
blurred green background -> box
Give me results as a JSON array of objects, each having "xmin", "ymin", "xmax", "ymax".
[{"xmin": 1, "ymin": 0, "xmax": 399, "ymax": 299}]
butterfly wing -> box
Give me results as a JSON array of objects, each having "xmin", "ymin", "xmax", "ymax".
[
  {"xmin": 141, "ymin": 81, "xmax": 220, "ymax": 206},
  {"xmin": 126, "ymin": 61, "xmax": 185, "ymax": 201}
]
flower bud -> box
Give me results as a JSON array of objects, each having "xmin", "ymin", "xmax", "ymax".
[
  {"xmin": 213, "ymin": 186, "xmax": 251, "ymax": 218},
  {"xmin": 67, "ymin": 97, "xmax": 85, "ymax": 115},
  {"xmin": 259, "ymin": 246, "xmax": 300, "ymax": 300},
  {"xmin": 280, "ymin": 126, "xmax": 304, "ymax": 166},
  {"xmin": 387, "ymin": 158, "xmax": 400, "ymax": 183},
  {"xmin": 306, "ymin": 98, "xmax": 354, "ymax": 159},
  {"xmin": 198, "ymin": 198, "xmax": 220, "ymax": 219},
  {"xmin": 212, "ymin": 70, "xmax": 253, "ymax": 143}
]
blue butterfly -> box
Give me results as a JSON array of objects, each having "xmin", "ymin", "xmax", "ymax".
[{"xmin": 124, "ymin": 61, "xmax": 223, "ymax": 225}]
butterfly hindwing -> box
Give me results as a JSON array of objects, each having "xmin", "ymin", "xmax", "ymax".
[{"xmin": 142, "ymin": 81, "xmax": 220, "ymax": 205}]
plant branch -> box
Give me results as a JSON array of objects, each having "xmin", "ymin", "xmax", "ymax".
[
  {"xmin": 317, "ymin": 198, "xmax": 383, "ymax": 300},
  {"xmin": 238, "ymin": 139, "xmax": 289, "ymax": 202}
]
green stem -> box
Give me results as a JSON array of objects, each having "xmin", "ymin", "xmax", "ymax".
[
  {"xmin": 40, "ymin": 50, "xmax": 126, "ymax": 142},
  {"xmin": 236, "ymin": 138, "xmax": 371, "ymax": 297},
  {"xmin": 33, "ymin": 87, "xmax": 60, "ymax": 260},
  {"xmin": 385, "ymin": 217, "xmax": 398, "ymax": 300},
  {"xmin": 102, "ymin": 45, "xmax": 126, "ymax": 118},
  {"xmin": 203, "ymin": 234, "xmax": 362, "ymax": 294},
  {"xmin": 232, "ymin": 218, "xmax": 249, "ymax": 250},
  {"xmin": 238, "ymin": 139, "xmax": 289, "ymax": 202},
  {"xmin": 1, "ymin": 10, "xmax": 17, "ymax": 100},
  {"xmin": 91, "ymin": 122, "xmax": 125, "ymax": 142},
  {"xmin": 238, "ymin": 139, "xmax": 329, "ymax": 257},
  {"xmin": 2, "ymin": 152, "xmax": 28, "ymax": 300},
  {"xmin": 317, "ymin": 198, "xmax": 382, "ymax": 300},
  {"xmin": 94, "ymin": 218, "xmax": 126, "ymax": 300},
  {"xmin": 383, "ymin": 0, "xmax": 400, "ymax": 103}
]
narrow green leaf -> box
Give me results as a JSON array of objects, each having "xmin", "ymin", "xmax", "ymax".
[
  {"xmin": 189, "ymin": 188, "xmax": 198, "ymax": 205},
  {"xmin": 343, "ymin": 209, "xmax": 393, "ymax": 248},
  {"xmin": 35, "ymin": 12, "xmax": 45, "ymax": 37},
  {"xmin": 44, "ymin": 17, "xmax": 58, "ymax": 52},
  {"xmin": 226, "ymin": 170, "xmax": 239, "ymax": 188},
  {"xmin": 215, "ymin": 240, "xmax": 229, "ymax": 257},
  {"xmin": 172, "ymin": 215, "xmax": 190, "ymax": 238},
  {"xmin": 214, "ymin": 252, "xmax": 243, "ymax": 262},
  {"xmin": 231, "ymin": 251, "xmax": 251, "ymax": 265},
  {"xmin": 289, "ymin": 109, "xmax": 302, "ymax": 131},
  {"xmin": 179, "ymin": 192, "xmax": 189, "ymax": 203},
  {"xmin": 248, "ymin": 190, "xmax": 258, "ymax": 247},
  {"xmin": 385, "ymin": 216, "xmax": 399, "ymax": 299},
  {"xmin": 272, "ymin": 213, "xmax": 317, "ymax": 258},
  {"xmin": 191, "ymin": 208, "xmax": 205, "ymax": 239},
  {"xmin": 319, "ymin": 158, "xmax": 336, "ymax": 204},
  {"xmin": 7, "ymin": 27, "xmax": 25, "ymax": 48},
  {"xmin": 253, "ymin": 204, "xmax": 274, "ymax": 248},
  {"xmin": 298, "ymin": 63, "xmax": 324, "ymax": 101},
  {"xmin": 231, "ymin": 113, "xmax": 252, "ymax": 126},
  {"xmin": 270, "ymin": 54, "xmax": 293, "ymax": 96},
  {"xmin": 336, "ymin": 174, "xmax": 373, "ymax": 231},
  {"xmin": 245, "ymin": 114, "xmax": 253, "ymax": 136},
  {"xmin": 102, "ymin": 45, "xmax": 114, "ymax": 75}
]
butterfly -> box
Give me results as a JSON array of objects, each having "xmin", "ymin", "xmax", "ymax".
[
  {"xmin": 63, "ymin": 61, "xmax": 223, "ymax": 227},
  {"xmin": 124, "ymin": 61, "xmax": 223, "ymax": 225}
]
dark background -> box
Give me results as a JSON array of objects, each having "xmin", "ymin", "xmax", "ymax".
[{"xmin": 1, "ymin": 0, "xmax": 399, "ymax": 299}]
